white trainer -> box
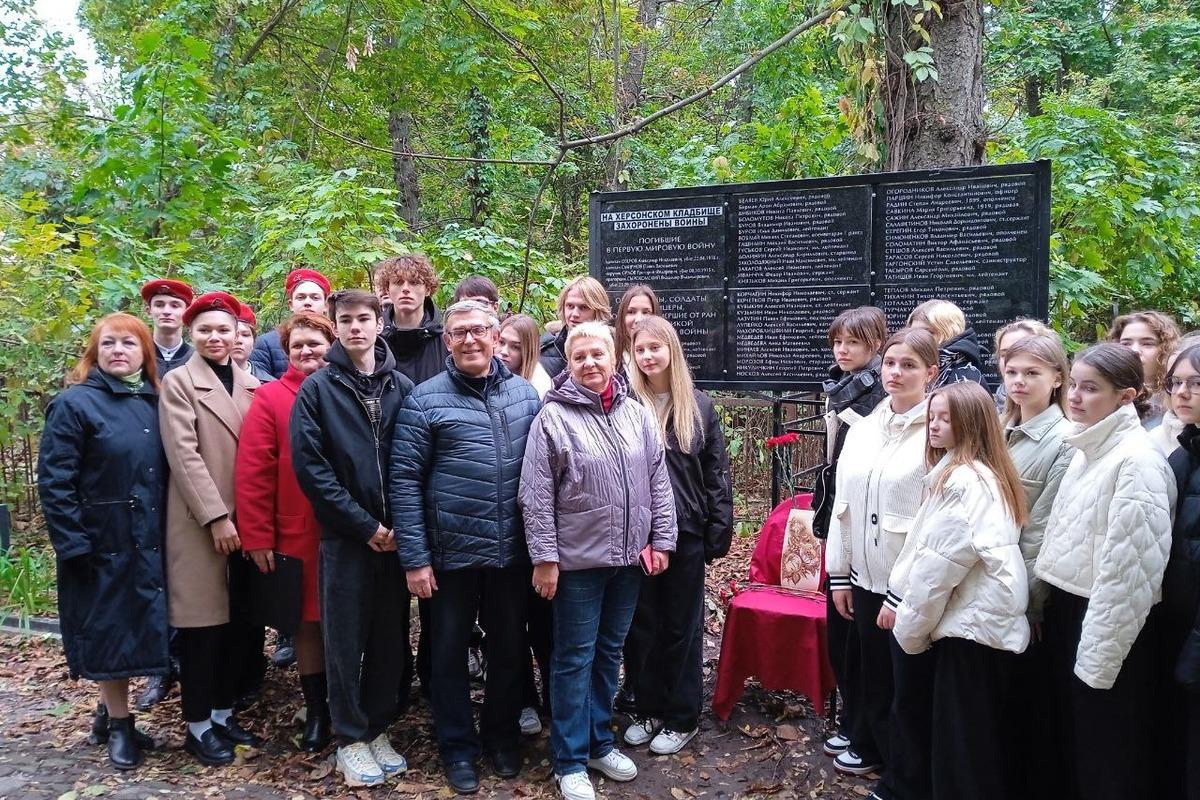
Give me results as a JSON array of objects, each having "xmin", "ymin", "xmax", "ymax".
[
  {"xmin": 557, "ymin": 771, "xmax": 596, "ymax": 800},
  {"xmin": 587, "ymin": 748, "xmax": 638, "ymax": 781},
  {"xmin": 336, "ymin": 742, "xmax": 385, "ymax": 786},
  {"xmin": 367, "ymin": 733, "xmax": 407, "ymax": 775},
  {"xmin": 649, "ymin": 727, "xmax": 697, "ymax": 755},
  {"xmin": 623, "ymin": 717, "xmax": 662, "ymax": 746},
  {"xmin": 519, "ymin": 706, "xmax": 543, "ymax": 736}
]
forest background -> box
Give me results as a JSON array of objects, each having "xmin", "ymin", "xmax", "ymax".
[{"xmin": 0, "ymin": 0, "xmax": 1198, "ymax": 587}]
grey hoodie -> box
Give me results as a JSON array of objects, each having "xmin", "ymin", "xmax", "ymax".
[{"xmin": 519, "ymin": 372, "xmax": 677, "ymax": 571}]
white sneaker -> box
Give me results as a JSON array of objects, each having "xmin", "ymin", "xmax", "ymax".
[
  {"xmin": 649, "ymin": 727, "xmax": 697, "ymax": 755},
  {"xmin": 367, "ymin": 733, "xmax": 407, "ymax": 775},
  {"xmin": 336, "ymin": 742, "xmax": 385, "ymax": 786},
  {"xmin": 556, "ymin": 771, "xmax": 596, "ymax": 800},
  {"xmin": 587, "ymin": 748, "xmax": 638, "ymax": 781},
  {"xmin": 823, "ymin": 731, "xmax": 852, "ymax": 756},
  {"xmin": 623, "ymin": 717, "xmax": 662, "ymax": 746},
  {"xmin": 519, "ymin": 706, "xmax": 543, "ymax": 736}
]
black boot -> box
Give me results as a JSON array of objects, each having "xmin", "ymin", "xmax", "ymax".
[
  {"xmin": 298, "ymin": 672, "xmax": 331, "ymax": 752},
  {"xmin": 89, "ymin": 702, "xmax": 157, "ymax": 749},
  {"xmin": 136, "ymin": 671, "xmax": 175, "ymax": 711},
  {"xmin": 107, "ymin": 715, "xmax": 142, "ymax": 770}
]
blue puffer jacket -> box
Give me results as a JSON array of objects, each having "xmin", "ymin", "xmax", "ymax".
[{"xmin": 390, "ymin": 356, "xmax": 542, "ymax": 571}]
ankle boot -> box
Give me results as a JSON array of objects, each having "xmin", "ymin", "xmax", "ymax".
[
  {"xmin": 89, "ymin": 702, "xmax": 109, "ymax": 745},
  {"xmin": 107, "ymin": 715, "xmax": 142, "ymax": 770},
  {"xmin": 299, "ymin": 672, "xmax": 331, "ymax": 752}
]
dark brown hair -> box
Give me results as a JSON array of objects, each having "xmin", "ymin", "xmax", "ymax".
[
  {"xmin": 1074, "ymin": 342, "xmax": 1150, "ymax": 419},
  {"xmin": 279, "ymin": 312, "xmax": 336, "ymax": 351},
  {"xmin": 453, "ymin": 275, "xmax": 499, "ymax": 304},
  {"xmin": 328, "ymin": 289, "xmax": 382, "ymax": 321},
  {"xmin": 68, "ymin": 313, "xmax": 159, "ymax": 389},
  {"xmin": 615, "ymin": 284, "xmax": 660, "ymax": 361},
  {"xmin": 828, "ymin": 305, "xmax": 887, "ymax": 349}
]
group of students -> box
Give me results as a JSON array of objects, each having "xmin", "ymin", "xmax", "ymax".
[
  {"xmin": 814, "ymin": 301, "xmax": 1199, "ymax": 800},
  {"xmin": 35, "ymin": 258, "xmax": 735, "ymax": 800}
]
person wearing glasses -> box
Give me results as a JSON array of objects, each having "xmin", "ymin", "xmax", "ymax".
[{"xmin": 390, "ymin": 300, "xmax": 542, "ymax": 794}]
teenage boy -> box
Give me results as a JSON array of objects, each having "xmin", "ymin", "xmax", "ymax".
[
  {"xmin": 250, "ymin": 268, "xmax": 331, "ymax": 379},
  {"xmin": 452, "ymin": 275, "xmax": 501, "ymax": 313},
  {"xmin": 290, "ymin": 289, "xmax": 414, "ymax": 788},
  {"xmin": 390, "ymin": 300, "xmax": 541, "ymax": 794},
  {"xmin": 377, "ymin": 254, "xmax": 448, "ymax": 386},
  {"xmin": 141, "ymin": 279, "xmax": 195, "ymax": 377}
]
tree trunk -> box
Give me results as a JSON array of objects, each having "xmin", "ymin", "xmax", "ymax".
[
  {"xmin": 883, "ymin": 0, "xmax": 985, "ymax": 171},
  {"xmin": 466, "ymin": 87, "xmax": 491, "ymax": 226},
  {"xmin": 605, "ymin": 0, "xmax": 663, "ymax": 189},
  {"xmin": 1024, "ymin": 75, "xmax": 1043, "ymax": 117},
  {"xmin": 388, "ymin": 109, "xmax": 421, "ymax": 230}
]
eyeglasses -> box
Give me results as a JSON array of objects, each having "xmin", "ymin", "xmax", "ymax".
[
  {"xmin": 447, "ymin": 325, "xmax": 493, "ymax": 343},
  {"xmin": 1167, "ymin": 376, "xmax": 1200, "ymax": 394}
]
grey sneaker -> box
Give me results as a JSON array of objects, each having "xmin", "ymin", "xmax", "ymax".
[
  {"xmin": 519, "ymin": 706, "xmax": 543, "ymax": 736},
  {"xmin": 336, "ymin": 742, "xmax": 385, "ymax": 786}
]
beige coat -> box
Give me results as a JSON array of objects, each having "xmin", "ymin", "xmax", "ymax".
[{"xmin": 160, "ymin": 353, "xmax": 258, "ymax": 628}]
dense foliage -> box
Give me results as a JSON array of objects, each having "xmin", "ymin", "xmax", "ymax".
[{"xmin": 1, "ymin": 0, "xmax": 1198, "ymax": 505}]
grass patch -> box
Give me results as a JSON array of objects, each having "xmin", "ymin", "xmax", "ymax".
[{"xmin": 0, "ymin": 546, "xmax": 57, "ymax": 626}]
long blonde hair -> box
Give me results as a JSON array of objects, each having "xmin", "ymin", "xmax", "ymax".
[
  {"xmin": 927, "ymin": 382, "xmax": 1028, "ymax": 526},
  {"xmin": 627, "ymin": 316, "xmax": 701, "ymax": 452},
  {"xmin": 499, "ymin": 314, "xmax": 542, "ymax": 381}
]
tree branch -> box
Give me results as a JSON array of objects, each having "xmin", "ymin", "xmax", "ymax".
[
  {"xmin": 517, "ymin": 149, "xmax": 567, "ymax": 313},
  {"xmin": 242, "ymin": 0, "xmax": 303, "ymax": 65}
]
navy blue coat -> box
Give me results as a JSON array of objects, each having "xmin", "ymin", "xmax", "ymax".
[
  {"xmin": 36, "ymin": 370, "xmax": 170, "ymax": 680},
  {"xmin": 249, "ymin": 329, "xmax": 289, "ymax": 379},
  {"xmin": 390, "ymin": 357, "xmax": 541, "ymax": 571}
]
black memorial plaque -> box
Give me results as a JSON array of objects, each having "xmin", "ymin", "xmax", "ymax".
[{"xmin": 589, "ymin": 161, "xmax": 1050, "ymax": 390}]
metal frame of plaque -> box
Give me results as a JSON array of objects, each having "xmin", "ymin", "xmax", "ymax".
[{"xmin": 589, "ymin": 160, "xmax": 1051, "ymax": 392}]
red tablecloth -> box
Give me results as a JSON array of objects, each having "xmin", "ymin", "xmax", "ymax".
[{"xmin": 711, "ymin": 588, "xmax": 836, "ymax": 720}]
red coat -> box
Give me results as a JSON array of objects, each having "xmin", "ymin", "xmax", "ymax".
[{"xmin": 235, "ymin": 367, "xmax": 322, "ymax": 621}]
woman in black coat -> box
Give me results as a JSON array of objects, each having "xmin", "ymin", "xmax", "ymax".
[
  {"xmin": 1161, "ymin": 344, "xmax": 1200, "ymax": 800},
  {"xmin": 621, "ymin": 316, "xmax": 733, "ymax": 755},
  {"xmin": 37, "ymin": 313, "xmax": 170, "ymax": 770}
]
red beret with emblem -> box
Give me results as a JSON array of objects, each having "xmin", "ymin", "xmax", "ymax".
[
  {"xmin": 237, "ymin": 303, "xmax": 258, "ymax": 329},
  {"xmin": 140, "ymin": 279, "xmax": 194, "ymax": 306},
  {"xmin": 183, "ymin": 291, "xmax": 243, "ymax": 327},
  {"xmin": 286, "ymin": 268, "xmax": 331, "ymax": 297}
]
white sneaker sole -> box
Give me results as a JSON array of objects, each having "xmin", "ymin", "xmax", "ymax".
[
  {"xmin": 587, "ymin": 758, "xmax": 638, "ymax": 782},
  {"xmin": 649, "ymin": 728, "xmax": 697, "ymax": 755}
]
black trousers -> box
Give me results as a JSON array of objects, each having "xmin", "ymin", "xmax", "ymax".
[
  {"xmin": 1190, "ymin": 693, "xmax": 1200, "ymax": 800},
  {"xmin": 430, "ymin": 565, "xmax": 529, "ymax": 763},
  {"xmin": 630, "ymin": 533, "xmax": 706, "ymax": 731},
  {"xmin": 1043, "ymin": 586, "xmax": 1154, "ymax": 800},
  {"xmin": 176, "ymin": 624, "xmax": 236, "ymax": 722},
  {"xmin": 826, "ymin": 580, "xmax": 859, "ymax": 737},
  {"xmin": 320, "ymin": 538, "xmax": 411, "ymax": 744},
  {"xmin": 227, "ymin": 555, "xmax": 267, "ymax": 697},
  {"xmin": 849, "ymin": 586, "xmax": 892, "ymax": 766},
  {"xmin": 1012, "ymin": 635, "xmax": 1061, "ymax": 800},
  {"xmin": 881, "ymin": 636, "xmax": 935, "ymax": 800},
  {"xmin": 930, "ymin": 638, "xmax": 1018, "ymax": 800},
  {"xmin": 522, "ymin": 590, "xmax": 554, "ymax": 711}
]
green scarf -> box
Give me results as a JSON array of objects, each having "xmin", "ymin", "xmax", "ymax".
[{"xmin": 118, "ymin": 369, "xmax": 144, "ymax": 389}]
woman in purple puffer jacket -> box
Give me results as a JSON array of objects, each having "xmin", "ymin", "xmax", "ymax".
[{"xmin": 519, "ymin": 320, "xmax": 676, "ymax": 800}]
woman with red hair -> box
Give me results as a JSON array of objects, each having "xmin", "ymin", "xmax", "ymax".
[{"xmin": 38, "ymin": 313, "xmax": 170, "ymax": 770}]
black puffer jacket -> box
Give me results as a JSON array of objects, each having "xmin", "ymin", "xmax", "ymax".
[
  {"xmin": 37, "ymin": 370, "xmax": 170, "ymax": 680},
  {"xmin": 290, "ymin": 340, "xmax": 413, "ymax": 541},
  {"xmin": 382, "ymin": 298, "xmax": 449, "ymax": 386},
  {"xmin": 1167, "ymin": 424, "xmax": 1200, "ymax": 689},
  {"xmin": 663, "ymin": 390, "xmax": 734, "ymax": 563},
  {"xmin": 539, "ymin": 327, "xmax": 569, "ymax": 380},
  {"xmin": 390, "ymin": 357, "xmax": 542, "ymax": 571},
  {"xmin": 812, "ymin": 359, "xmax": 886, "ymax": 539},
  {"xmin": 932, "ymin": 327, "xmax": 988, "ymax": 390}
]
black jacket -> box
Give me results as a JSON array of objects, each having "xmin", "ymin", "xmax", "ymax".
[
  {"xmin": 36, "ymin": 370, "xmax": 170, "ymax": 680},
  {"xmin": 539, "ymin": 327, "xmax": 569, "ymax": 380},
  {"xmin": 290, "ymin": 339, "xmax": 413, "ymax": 542},
  {"xmin": 932, "ymin": 327, "xmax": 988, "ymax": 390},
  {"xmin": 155, "ymin": 340, "xmax": 193, "ymax": 377},
  {"xmin": 382, "ymin": 298, "xmax": 449, "ymax": 386},
  {"xmin": 1168, "ymin": 425, "xmax": 1200, "ymax": 689},
  {"xmin": 812, "ymin": 359, "xmax": 886, "ymax": 539},
  {"xmin": 390, "ymin": 357, "xmax": 542, "ymax": 571},
  {"xmin": 662, "ymin": 390, "xmax": 734, "ymax": 563}
]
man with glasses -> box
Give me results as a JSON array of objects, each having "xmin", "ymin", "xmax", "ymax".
[{"xmin": 389, "ymin": 300, "xmax": 542, "ymax": 795}]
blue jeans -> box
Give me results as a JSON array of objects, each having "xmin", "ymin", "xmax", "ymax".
[{"xmin": 550, "ymin": 566, "xmax": 641, "ymax": 776}]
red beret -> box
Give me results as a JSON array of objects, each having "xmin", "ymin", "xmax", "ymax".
[
  {"xmin": 141, "ymin": 279, "xmax": 194, "ymax": 306},
  {"xmin": 183, "ymin": 291, "xmax": 243, "ymax": 327},
  {"xmin": 237, "ymin": 304, "xmax": 258, "ymax": 329},
  {"xmin": 286, "ymin": 268, "xmax": 331, "ymax": 297}
]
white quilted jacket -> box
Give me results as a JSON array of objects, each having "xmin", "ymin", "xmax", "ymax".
[
  {"xmin": 825, "ymin": 398, "xmax": 928, "ymax": 595},
  {"xmin": 1034, "ymin": 403, "xmax": 1176, "ymax": 689},
  {"xmin": 888, "ymin": 457, "xmax": 1030, "ymax": 656}
]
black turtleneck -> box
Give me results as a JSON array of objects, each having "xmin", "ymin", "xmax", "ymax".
[{"xmin": 204, "ymin": 357, "xmax": 234, "ymax": 395}]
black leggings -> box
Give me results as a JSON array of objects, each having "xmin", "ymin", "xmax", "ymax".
[{"xmin": 176, "ymin": 624, "xmax": 236, "ymax": 723}]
